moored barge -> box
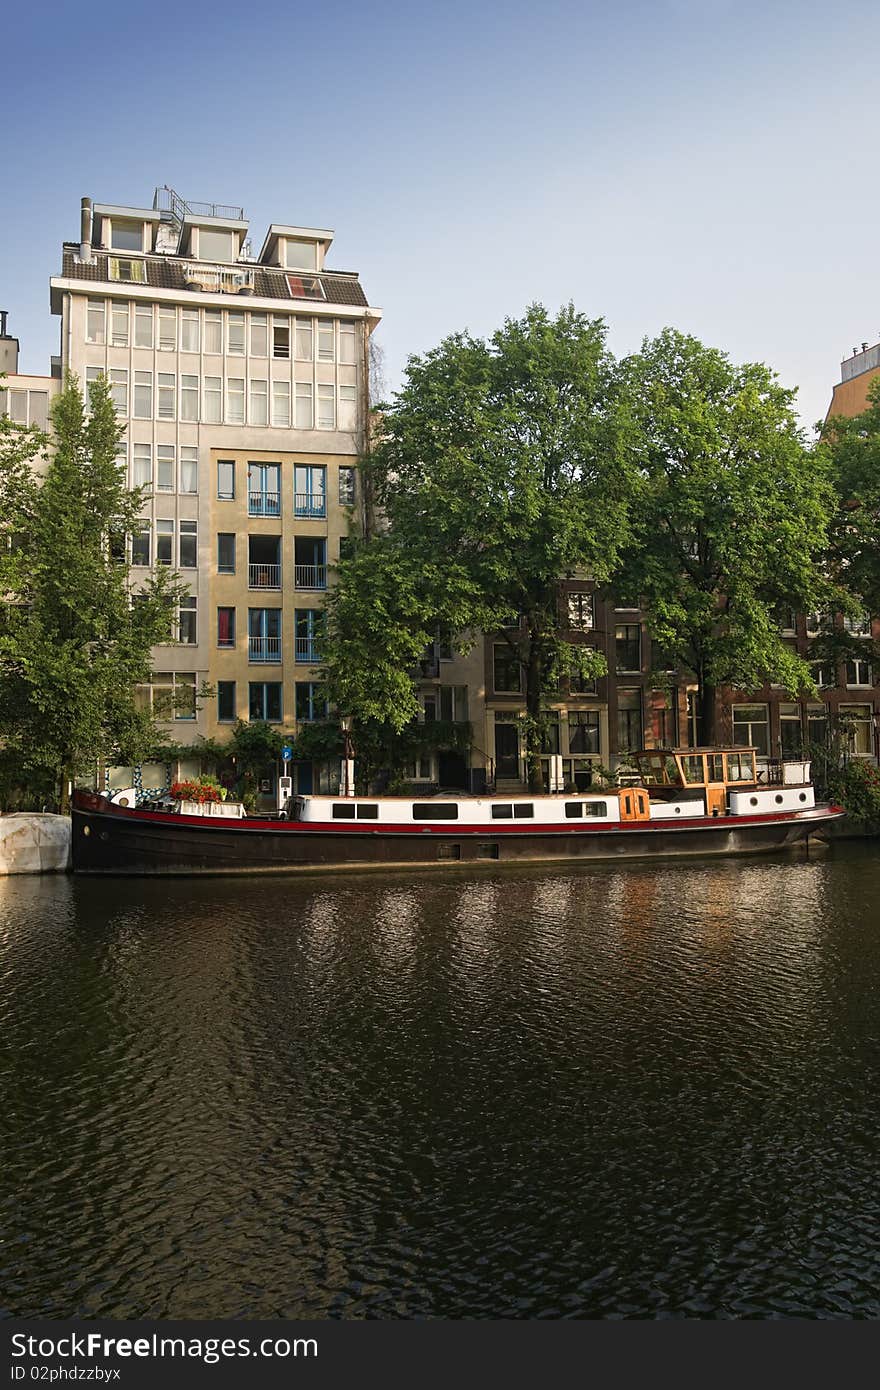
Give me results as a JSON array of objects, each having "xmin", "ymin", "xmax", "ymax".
[{"xmin": 72, "ymin": 748, "xmax": 845, "ymax": 876}]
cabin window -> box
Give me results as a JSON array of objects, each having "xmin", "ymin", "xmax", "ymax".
[
  {"xmin": 491, "ymin": 805, "xmax": 513, "ymax": 819},
  {"xmin": 437, "ymin": 843, "xmax": 461, "ymax": 859},
  {"xmin": 565, "ymin": 803, "xmax": 584, "ymax": 818},
  {"xmin": 707, "ymin": 754, "xmax": 725, "ymax": 782},
  {"xmin": 413, "ymin": 803, "xmax": 459, "ymax": 820},
  {"xmin": 356, "ymin": 805, "xmax": 378, "ymax": 820},
  {"xmin": 724, "ymin": 752, "xmax": 754, "ymax": 783},
  {"xmin": 681, "ymin": 755, "xmax": 705, "ymax": 784},
  {"xmin": 513, "ymin": 804, "xmax": 534, "ymax": 819},
  {"xmin": 567, "ymin": 801, "xmax": 608, "ymax": 818},
  {"xmin": 332, "ymin": 804, "xmax": 356, "ymax": 819}
]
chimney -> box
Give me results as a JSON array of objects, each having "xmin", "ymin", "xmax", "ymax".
[
  {"xmin": 0, "ymin": 310, "xmax": 8, "ymax": 338},
  {"xmin": 80, "ymin": 196, "xmax": 93, "ymax": 264}
]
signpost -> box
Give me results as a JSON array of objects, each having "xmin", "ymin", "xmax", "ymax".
[{"xmin": 278, "ymin": 745, "xmax": 294, "ymax": 812}]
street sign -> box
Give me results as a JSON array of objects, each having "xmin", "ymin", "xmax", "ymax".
[{"xmin": 281, "ymin": 745, "xmax": 293, "ymax": 762}]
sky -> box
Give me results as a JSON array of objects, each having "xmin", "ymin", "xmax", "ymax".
[{"xmin": 3, "ymin": 0, "xmax": 878, "ymax": 430}]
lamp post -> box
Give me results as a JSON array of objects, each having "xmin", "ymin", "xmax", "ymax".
[{"xmin": 340, "ymin": 714, "xmax": 355, "ymax": 797}]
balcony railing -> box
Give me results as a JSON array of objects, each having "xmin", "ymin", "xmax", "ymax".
[
  {"xmin": 294, "ymin": 493, "xmax": 326, "ymax": 519},
  {"xmin": 294, "ymin": 564, "xmax": 327, "ymax": 590},
  {"xmin": 295, "ymin": 638, "xmax": 322, "ymax": 663},
  {"xmin": 248, "ymin": 562, "xmax": 281, "ymax": 589},
  {"xmin": 248, "ymin": 636, "xmax": 281, "ymax": 663},
  {"xmin": 248, "ymin": 491, "xmax": 281, "ymax": 516}
]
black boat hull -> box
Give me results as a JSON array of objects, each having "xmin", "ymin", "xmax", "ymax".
[{"xmin": 71, "ymin": 794, "xmax": 844, "ymax": 876}]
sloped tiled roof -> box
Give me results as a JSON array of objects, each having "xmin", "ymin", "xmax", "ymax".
[{"xmin": 59, "ymin": 245, "xmax": 369, "ymax": 307}]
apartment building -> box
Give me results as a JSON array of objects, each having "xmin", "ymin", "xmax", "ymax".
[
  {"xmin": 45, "ymin": 188, "xmax": 380, "ymax": 792},
  {"xmin": 0, "ymin": 311, "xmax": 58, "ymax": 446},
  {"xmin": 826, "ymin": 338, "xmax": 880, "ymax": 420}
]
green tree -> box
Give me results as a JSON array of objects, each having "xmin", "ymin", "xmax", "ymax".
[
  {"xmin": 324, "ymin": 304, "xmax": 636, "ymax": 789},
  {"xmin": 821, "ymin": 377, "xmax": 880, "ymax": 613},
  {"xmin": 617, "ymin": 329, "xmax": 834, "ymax": 746},
  {"xmin": 0, "ymin": 374, "xmax": 184, "ymax": 809}
]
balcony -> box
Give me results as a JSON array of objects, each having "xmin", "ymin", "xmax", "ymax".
[
  {"xmin": 294, "ymin": 492, "xmax": 326, "ymax": 519},
  {"xmin": 248, "ymin": 491, "xmax": 281, "ymax": 517},
  {"xmin": 248, "ymin": 636, "xmax": 281, "ymax": 663},
  {"xmin": 249, "ymin": 563, "xmax": 281, "ymax": 589},
  {"xmin": 294, "ymin": 564, "xmax": 327, "ymax": 590},
  {"xmin": 295, "ymin": 638, "xmax": 322, "ymax": 664}
]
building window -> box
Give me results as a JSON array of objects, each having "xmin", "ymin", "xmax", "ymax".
[
  {"xmin": 569, "ymin": 711, "xmax": 600, "ymax": 754},
  {"xmin": 437, "ymin": 685, "xmax": 468, "ymax": 722},
  {"xmin": 732, "ymin": 703, "xmax": 770, "ymax": 756},
  {"xmin": 180, "ymin": 375, "xmax": 199, "ymax": 422},
  {"xmin": 217, "ymin": 460, "xmax": 235, "ymax": 500},
  {"xmin": 806, "ymin": 702, "xmax": 828, "ymax": 746},
  {"xmin": 338, "ymin": 385, "xmax": 357, "ymax": 431},
  {"xmin": 568, "ymin": 592, "xmax": 594, "ymax": 631},
  {"xmin": 295, "ymin": 318, "xmax": 313, "ymax": 360},
  {"xmin": 570, "ymin": 661, "xmax": 597, "ymax": 695},
  {"xmin": 339, "ymin": 466, "xmax": 357, "ymax": 506},
  {"xmin": 156, "ymin": 520, "xmax": 174, "ymax": 566},
  {"xmin": 178, "ymin": 595, "xmax": 197, "ymax": 645},
  {"xmin": 109, "ymin": 258, "xmax": 147, "ymax": 284},
  {"xmin": 249, "ymin": 682, "xmax": 282, "ymax": 722},
  {"xmin": 617, "ymin": 690, "xmax": 643, "ymax": 753},
  {"xmin": 86, "ymin": 299, "xmax": 105, "ymax": 344},
  {"xmin": 272, "ymin": 380, "xmax": 291, "ymax": 428},
  {"xmin": 295, "ymin": 381, "xmax": 313, "ymax": 429},
  {"xmin": 843, "ymin": 613, "xmax": 871, "ymax": 636},
  {"xmin": 779, "ymin": 703, "xmax": 803, "ymax": 758},
  {"xmin": 179, "ymin": 521, "xmax": 197, "ymax": 569},
  {"xmin": 149, "ymin": 671, "xmax": 196, "ymax": 721},
  {"xmin": 249, "ymin": 378, "xmax": 268, "ymax": 426},
  {"xmin": 217, "ymin": 532, "xmax": 235, "ymax": 574},
  {"xmin": 199, "ymin": 228, "xmax": 235, "ymax": 263},
  {"xmin": 203, "ymin": 376, "xmax": 222, "ymax": 424},
  {"xmin": 285, "ymin": 239, "xmax": 318, "ymax": 271},
  {"xmin": 217, "ymin": 681, "xmax": 236, "ymax": 722},
  {"xmin": 134, "ymin": 303, "xmax": 153, "ymax": 349},
  {"xmin": 110, "ymin": 221, "xmax": 144, "ymax": 253},
  {"xmin": 649, "ymin": 691, "xmax": 676, "ymax": 748},
  {"xmin": 294, "ymin": 465, "xmax": 326, "ymax": 517},
  {"xmin": 295, "ymin": 609, "xmax": 323, "ymax": 663},
  {"xmin": 686, "ymin": 692, "xmax": 700, "ymax": 748},
  {"xmin": 204, "ymin": 311, "xmax": 222, "ymax": 354},
  {"xmin": 317, "ymin": 383, "xmax": 335, "ymax": 429},
  {"xmin": 846, "ymin": 657, "xmax": 872, "ymax": 687},
  {"xmin": 156, "ymin": 445, "xmax": 175, "ymax": 492},
  {"xmin": 339, "ymin": 320, "xmax": 356, "ymax": 365},
  {"xmin": 132, "ymin": 443, "xmax": 151, "ymax": 488},
  {"xmin": 294, "ymin": 536, "xmax": 327, "ymax": 590},
  {"xmin": 111, "ymin": 302, "xmax": 129, "ymax": 348},
  {"xmin": 248, "ymin": 463, "xmax": 281, "ymax": 516},
  {"xmin": 85, "ymin": 367, "xmax": 102, "ymax": 408},
  {"xmin": 179, "ymin": 447, "xmax": 198, "ymax": 495},
  {"xmin": 133, "ymin": 371, "xmax": 152, "ymax": 419},
  {"xmin": 157, "ymin": 307, "xmax": 176, "ymax": 352},
  {"xmin": 217, "ymin": 607, "xmax": 236, "ymax": 648},
  {"xmin": 615, "ymin": 624, "xmax": 641, "ymax": 673},
  {"xmin": 227, "ymin": 312, "xmax": 245, "ymax": 355},
  {"xmin": 296, "ymin": 682, "xmax": 328, "ymax": 721},
  {"xmin": 272, "ymin": 318, "xmax": 290, "ymax": 359},
  {"xmin": 317, "ymin": 322, "xmax": 335, "ymax": 363},
  {"xmin": 131, "ymin": 528, "xmax": 150, "ymax": 566},
  {"xmin": 493, "ymin": 643, "xmax": 522, "ymax": 693},
  {"xmin": 157, "ymin": 373, "xmax": 175, "ymax": 420},
  {"xmin": 248, "ymin": 608, "xmax": 282, "ymax": 663},
  {"xmin": 250, "ymin": 314, "xmax": 268, "ymax": 357},
  {"xmin": 109, "ymin": 369, "xmax": 128, "ymax": 415},
  {"xmin": 179, "ymin": 308, "xmax": 200, "ymax": 353},
  {"xmin": 838, "ymin": 703, "xmax": 873, "ymax": 756},
  {"xmin": 226, "ymin": 377, "xmax": 245, "ymax": 424}
]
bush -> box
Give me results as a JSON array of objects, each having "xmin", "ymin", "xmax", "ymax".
[
  {"xmin": 827, "ymin": 759, "xmax": 880, "ymax": 831},
  {"xmin": 171, "ymin": 777, "xmax": 224, "ymax": 805}
]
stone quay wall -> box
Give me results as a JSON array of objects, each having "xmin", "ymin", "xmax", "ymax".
[{"xmin": 0, "ymin": 814, "xmax": 71, "ymax": 874}]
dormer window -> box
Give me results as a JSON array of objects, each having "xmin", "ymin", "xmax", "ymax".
[
  {"xmin": 286, "ymin": 274, "xmax": 325, "ymax": 301},
  {"xmin": 109, "ymin": 258, "xmax": 148, "ymax": 284},
  {"xmin": 110, "ymin": 220, "xmax": 145, "ymax": 252},
  {"xmin": 284, "ymin": 238, "xmax": 318, "ymax": 271},
  {"xmin": 198, "ymin": 228, "xmax": 235, "ymax": 263}
]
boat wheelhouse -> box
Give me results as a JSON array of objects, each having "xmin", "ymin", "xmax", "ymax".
[{"xmin": 71, "ymin": 748, "xmax": 843, "ymax": 876}]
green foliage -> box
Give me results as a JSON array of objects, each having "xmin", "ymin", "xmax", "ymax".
[
  {"xmin": 826, "ymin": 759, "xmax": 880, "ymax": 832},
  {"xmin": 0, "ymin": 373, "xmax": 185, "ymax": 808},
  {"xmin": 617, "ymin": 329, "xmax": 834, "ymax": 742},
  {"xmin": 821, "ymin": 378, "xmax": 880, "ymax": 617},
  {"xmin": 324, "ymin": 304, "xmax": 636, "ymax": 788}
]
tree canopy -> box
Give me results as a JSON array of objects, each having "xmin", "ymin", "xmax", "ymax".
[
  {"xmin": 324, "ymin": 303, "xmax": 638, "ymax": 788},
  {"xmin": 0, "ymin": 374, "xmax": 184, "ymax": 808},
  {"xmin": 615, "ymin": 329, "xmax": 834, "ymax": 744}
]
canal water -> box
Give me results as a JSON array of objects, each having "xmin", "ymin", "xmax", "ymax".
[{"xmin": 2, "ymin": 847, "xmax": 879, "ymax": 1320}]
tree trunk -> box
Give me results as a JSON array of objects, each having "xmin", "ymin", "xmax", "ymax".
[
  {"xmin": 58, "ymin": 762, "xmax": 72, "ymax": 814},
  {"xmin": 525, "ymin": 640, "xmax": 544, "ymax": 792},
  {"xmin": 697, "ymin": 682, "xmax": 718, "ymax": 747}
]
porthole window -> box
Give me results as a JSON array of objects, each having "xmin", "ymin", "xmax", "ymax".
[
  {"xmin": 750, "ymin": 796, "xmax": 758, "ymax": 806},
  {"xmin": 674, "ymin": 806, "xmax": 681, "ymax": 814},
  {"xmin": 799, "ymin": 792, "xmax": 807, "ymax": 802},
  {"xmin": 775, "ymin": 794, "xmax": 784, "ymax": 804}
]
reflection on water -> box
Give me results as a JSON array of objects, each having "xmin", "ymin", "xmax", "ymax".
[{"xmin": 2, "ymin": 848, "xmax": 880, "ymax": 1319}]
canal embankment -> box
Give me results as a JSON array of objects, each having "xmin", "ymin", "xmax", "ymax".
[{"xmin": 0, "ymin": 814, "xmax": 70, "ymax": 874}]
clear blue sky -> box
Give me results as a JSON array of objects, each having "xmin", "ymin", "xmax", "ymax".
[{"xmin": 4, "ymin": 0, "xmax": 878, "ymax": 429}]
